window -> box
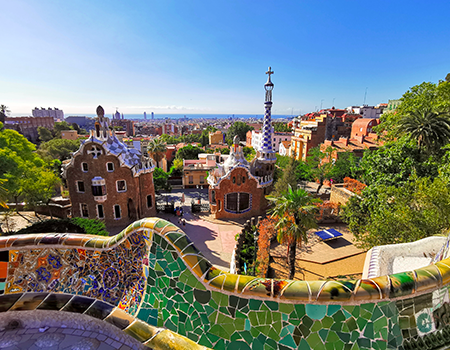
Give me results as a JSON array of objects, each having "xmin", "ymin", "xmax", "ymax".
[
  {"xmin": 97, "ymin": 204, "xmax": 104, "ymax": 219},
  {"xmin": 77, "ymin": 181, "xmax": 85, "ymax": 193},
  {"xmin": 189, "ymin": 176, "xmax": 193, "ymax": 184},
  {"xmin": 232, "ymin": 177, "xmax": 236, "ymax": 184},
  {"xmin": 200, "ymin": 176, "xmax": 204, "ymax": 184},
  {"xmin": 114, "ymin": 205, "xmax": 121, "ymax": 219},
  {"xmin": 225, "ymin": 192, "xmax": 251, "ymax": 213},
  {"xmin": 116, "ymin": 180, "xmax": 127, "ymax": 192},
  {"xmin": 147, "ymin": 195, "xmax": 153, "ymax": 208},
  {"xmin": 81, "ymin": 163, "xmax": 88, "ymax": 172},
  {"xmin": 242, "ymin": 176, "xmax": 246, "ymax": 184},
  {"xmin": 80, "ymin": 204, "xmax": 89, "ymax": 218},
  {"xmin": 211, "ymin": 190, "xmax": 216, "ymax": 204},
  {"xmin": 107, "ymin": 162, "xmax": 114, "ymax": 172},
  {"xmin": 226, "ymin": 193, "xmax": 238, "ymax": 212}
]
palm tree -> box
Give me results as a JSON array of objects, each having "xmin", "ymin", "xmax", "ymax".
[
  {"xmin": 267, "ymin": 186, "xmax": 319, "ymax": 280},
  {"xmin": 0, "ymin": 105, "xmax": 10, "ymax": 115},
  {"xmin": 0, "ymin": 105, "xmax": 10, "ymax": 123},
  {"xmin": 397, "ymin": 109, "xmax": 450, "ymax": 154},
  {"xmin": 148, "ymin": 137, "xmax": 167, "ymax": 168}
]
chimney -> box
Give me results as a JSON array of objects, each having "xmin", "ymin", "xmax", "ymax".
[{"xmin": 339, "ymin": 137, "xmax": 349, "ymax": 146}]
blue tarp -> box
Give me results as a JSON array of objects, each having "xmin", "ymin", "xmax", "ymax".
[{"xmin": 314, "ymin": 228, "xmax": 343, "ymax": 241}]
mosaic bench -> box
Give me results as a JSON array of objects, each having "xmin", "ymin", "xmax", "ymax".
[{"xmin": 1, "ymin": 217, "xmax": 450, "ymax": 350}]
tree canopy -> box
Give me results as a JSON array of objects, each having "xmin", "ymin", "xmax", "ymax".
[
  {"xmin": 153, "ymin": 167, "xmax": 171, "ymax": 191},
  {"xmin": 38, "ymin": 138, "xmax": 81, "ymax": 161},
  {"xmin": 226, "ymin": 121, "xmax": 254, "ymax": 144},
  {"xmin": 0, "ymin": 123, "xmax": 59, "ymax": 206},
  {"xmin": 273, "ymin": 122, "xmax": 291, "ymax": 132},
  {"xmin": 341, "ymin": 77, "xmax": 450, "ymax": 248},
  {"xmin": 176, "ymin": 144, "xmax": 203, "ymax": 160}
]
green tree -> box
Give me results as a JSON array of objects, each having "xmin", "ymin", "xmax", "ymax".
[
  {"xmin": 0, "ymin": 105, "xmax": 10, "ymax": 123},
  {"xmin": 378, "ymin": 80, "xmax": 450, "ymax": 139},
  {"xmin": 52, "ymin": 121, "xmax": 74, "ymax": 138},
  {"xmin": 267, "ymin": 186, "xmax": 319, "ymax": 279},
  {"xmin": 243, "ymin": 146, "xmax": 255, "ymax": 161},
  {"xmin": 273, "ymin": 157, "xmax": 298, "ymax": 195},
  {"xmin": 306, "ymin": 146, "xmax": 333, "ymax": 193},
  {"xmin": 328, "ymin": 152, "xmax": 360, "ymax": 183},
  {"xmin": 226, "ymin": 121, "xmax": 254, "ymax": 144},
  {"xmin": 396, "ymin": 109, "xmax": 450, "ymax": 154},
  {"xmin": 153, "ymin": 167, "xmax": 171, "ymax": 191},
  {"xmin": 200, "ymin": 133, "xmax": 208, "ymax": 148},
  {"xmin": 169, "ymin": 158, "xmax": 183, "ymax": 176},
  {"xmin": 148, "ymin": 137, "xmax": 167, "ymax": 167},
  {"xmin": 275, "ymin": 154, "xmax": 291, "ymax": 169},
  {"xmin": 0, "ymin": 126, "xmax": 57, "ymax": 210},
  {"xmin": 22, "ymin": 166, "xmax": 60, "ymax": 218},
  {"xmin": 359, "ymin": 137, "xmax": 439, "ymax": 187},
  {"xmin": 273, "ymin": 122, "xmax": 291, "ymax": 132},
  {"xmin": 176, "ymin": 144, "xmax": 203, "ymax": 160},
  {"xmin": 342, "ymin": 175, "xmax": 450, "ymax": 249},
  {"xmin": 37, "ymin": 126, "xmax": 54, "ymax": 142},
  {"xmin": 38, "ymin": 138, "xmax": 81, "ymax": 161}
]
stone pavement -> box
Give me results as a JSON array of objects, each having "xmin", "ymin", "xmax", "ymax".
[
  {"xmin": 0, "ymin": 327, "xmax": 142, "ymax": 350},
  {"xmin": 156, "ymin": 188, "xmax": 243, "ymax": 271},
  {"xmin": 271, "ymin": 223, "xmax": 365, "ymax": 264}
]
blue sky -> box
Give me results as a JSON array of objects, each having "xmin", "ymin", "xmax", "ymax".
[{"xmin": 2, "ymin": 0, "xmax": 449, "ymax": 116}]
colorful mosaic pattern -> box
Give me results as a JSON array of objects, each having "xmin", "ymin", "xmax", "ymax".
[{"xmin": 1, "ymin": 217, "xmax": 450, "ymax": 349}]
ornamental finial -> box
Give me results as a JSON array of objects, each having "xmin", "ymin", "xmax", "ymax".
[{"xmin": 264, "ymin": 67, "xmax": 274, "ymax": 101}]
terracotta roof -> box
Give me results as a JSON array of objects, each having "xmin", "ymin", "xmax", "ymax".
[{"xmin": 280, "ymin": 141, "xmax": 291, "ymax": 149}]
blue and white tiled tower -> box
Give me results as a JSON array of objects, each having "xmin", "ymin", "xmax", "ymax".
[{"xmin": 258, "ymin": 67, "xmax": 277, "ymax": 163}]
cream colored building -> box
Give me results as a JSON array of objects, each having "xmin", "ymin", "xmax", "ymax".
[
  {"xmin": 209, "ymin": 130, "xmax": 224, "ymax": 145},
  {"xmin": 182, "ymin": 154, "xmax": 216, "ymax": 189},
  {"xmin": 61, "ymin": 130, "xmax": 78, "ymax": 140}
]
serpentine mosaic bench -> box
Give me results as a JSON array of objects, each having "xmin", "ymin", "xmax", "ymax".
[{"xmin": 0, "ymin": 217, "xmax": 450, "ymax": 350}]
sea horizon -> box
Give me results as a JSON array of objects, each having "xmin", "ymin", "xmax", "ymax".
[{"xmin": 64, "ymin": 113, "xmax": 294, "ymax": 120}]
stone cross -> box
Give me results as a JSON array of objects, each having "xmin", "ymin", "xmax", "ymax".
[{"xmin": 87, "ymin": 146, "xmax": 102, "ymax": 159}]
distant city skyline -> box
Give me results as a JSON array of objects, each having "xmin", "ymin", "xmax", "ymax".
[{"xmin": 3, "ymin": 1, "xmax": 450, "ymax": 116}]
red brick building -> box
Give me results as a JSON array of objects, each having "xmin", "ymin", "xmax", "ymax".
[
  {"xmin": 320, "ymin": 118, "xmax": 382, "ymax": 162},
  {"xmin": 63, "ymin": 106, "xmax": 156, "ymax": 229},
  {"xmin": 4, "ymin": 116, "xmax": 55, "ymax": 142}
]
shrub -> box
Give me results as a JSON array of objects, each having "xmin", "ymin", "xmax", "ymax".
[
  {"xmin": 12, "ymin": 218, "xmax": 109, "ymax": 236},
  {"xmin": 343, "ymin": 177, "xmax": 366, "ymax": 195}
]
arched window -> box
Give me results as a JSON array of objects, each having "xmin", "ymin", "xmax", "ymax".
[{"xmin": 225, "ymin": 193, "xmax": 251, "ymax": 213}]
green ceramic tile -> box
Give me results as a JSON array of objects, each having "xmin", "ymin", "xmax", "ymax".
[
  {"xmin": 363, "ymin": 322, "xmax": 374, "ymax": 338},
  {"xmin": 279, "ymin": 334, "xmax": 297, "ymax": 349},
  {"xmin": 306, "ymin": 332, "xmax": 323, "ymax": 348},
  {"xmin": 279, "ymin": 303, "xmax": 294, "ymax": 314},
  {"xmin": 305, "ymin": 304, "xmax": 327, "ymax": 320}
]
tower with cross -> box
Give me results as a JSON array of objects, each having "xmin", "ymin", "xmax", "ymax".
[
  {"xmin": 208, "ymin": 68, "xmax": 277, "ymax": 220},
  {"xmin": 256, "ymin": 67, "xmax": 277, "ymax": 165}
]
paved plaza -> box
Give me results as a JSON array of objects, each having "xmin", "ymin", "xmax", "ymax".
[{"xmin": 156, "ymin": 188, "xmax": 243, "ymax": 271}]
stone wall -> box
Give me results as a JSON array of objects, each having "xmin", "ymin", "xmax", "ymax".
[{"xmin": 330, "ymin": 183, "xmax": 356, "ymax": 206}]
